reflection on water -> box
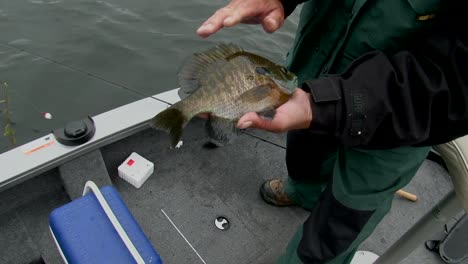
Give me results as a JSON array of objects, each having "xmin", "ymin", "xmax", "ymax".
[{"xmin": 0, "ymin": 0, "xmax": 300, "ymax": 153}]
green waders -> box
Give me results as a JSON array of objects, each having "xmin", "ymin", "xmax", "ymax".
[{"xmin": 275, "ymin": 130, "xmax": 430, "ymax": 264}]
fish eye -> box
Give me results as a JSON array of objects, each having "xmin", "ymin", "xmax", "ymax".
[{"xmin": 255, "ymin": 67, "xmax": 270, "ymax": 75}]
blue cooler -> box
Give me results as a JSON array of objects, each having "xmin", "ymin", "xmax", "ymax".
[{"xmin": 49, "ymin": 181, "xmax": 162, "ymax": 264}]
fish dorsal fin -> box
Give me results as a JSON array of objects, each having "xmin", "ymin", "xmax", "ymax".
[
  {"xmin": 237, "ymin": 85, "xmax": 273, "ymax": 103},
  {"xmin": 178, "ymin": 43, "xmax": 244, "ymax": 98}
]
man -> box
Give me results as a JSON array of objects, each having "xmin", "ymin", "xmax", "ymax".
[{"xmin": 198, "ymin": 0, "xmax": 467, "ymax": 263}]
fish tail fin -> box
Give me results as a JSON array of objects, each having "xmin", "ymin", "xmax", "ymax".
[{"xmin": 150, "ymin": 104, "xmax": 193, "ymax": 147}]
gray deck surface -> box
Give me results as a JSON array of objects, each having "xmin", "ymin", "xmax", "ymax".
[{"xmin": 0, "ymin": 118, "xmax": 464, "ymax": 264}]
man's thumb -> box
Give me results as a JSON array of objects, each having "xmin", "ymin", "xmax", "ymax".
[{"xmin": 237, "ymin": 112, "xmax": 277, "ymax": 131}]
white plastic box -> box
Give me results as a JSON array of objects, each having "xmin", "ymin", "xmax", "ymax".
[{"xmin": 118, "ymin": 152, "xmax": 154, "ymax": 188}]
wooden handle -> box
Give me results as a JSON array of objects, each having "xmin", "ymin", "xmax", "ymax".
[{"xmin": 396, "ymin": 189, "xmax": 418, "ymax": 202}]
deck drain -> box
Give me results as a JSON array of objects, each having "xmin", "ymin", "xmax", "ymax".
[{"xmin": 214, "ymin": 216, "xmax": 230, "ymax": 230}]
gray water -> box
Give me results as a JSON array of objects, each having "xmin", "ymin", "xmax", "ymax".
[{"xmin": 0, "ymin": 0, "xmax": 300, "ymax": 153}]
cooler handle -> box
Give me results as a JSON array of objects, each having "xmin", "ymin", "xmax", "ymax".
[{"xmin": 83, "ymin": 181, "xmax": 145, "ymax": 264}]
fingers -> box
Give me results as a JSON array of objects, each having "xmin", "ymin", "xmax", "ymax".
[
  {"xmin": 197, "ymin": 0, "xmax": 285, "ymax": 37},
  {"xmin": 197, "ymin": 4, "xmax": 241, "ymax": 38},
  {"xmin": 197, "ymin": 113, "xmax": 210, "ymax": 119},
  {"xmin": 261, "ymin": 9, "xmax": 284, "ymax": 33},
  {"xmin": 237, "ymin": 112, "xmax": 259, "ymax": 129},
  {"xmin": 223, "ymin": 3, "xmax": 257, "ymax": 27},
  {"xmin": 196, "ymin": 23, "xmax": 217, "ymax": 38},
  {"xmin": 237, "ymin": 112, "xmax": 285, "ymax": 132},
  {"xmin": 197, "ymin": 13, "xmax": 227, "ymax": 38}
]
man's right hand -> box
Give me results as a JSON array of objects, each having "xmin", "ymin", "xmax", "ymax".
[{"xmin": 196, "ymin": 0, "xmax": 285, "ymax": 38}]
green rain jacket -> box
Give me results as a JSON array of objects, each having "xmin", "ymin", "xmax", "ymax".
[{"xmin": 287, "ymin": 0, "xmax": 441, "ymax": 79}]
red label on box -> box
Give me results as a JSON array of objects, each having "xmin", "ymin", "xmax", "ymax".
[{"xmin": 127, "ymin": 159, "xmax": 135, "ymax": 166}]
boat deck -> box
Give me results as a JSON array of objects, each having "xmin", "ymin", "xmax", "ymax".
[{"xmin": 0, "ymin": 119, "xmax": 462, "ymax": 264}]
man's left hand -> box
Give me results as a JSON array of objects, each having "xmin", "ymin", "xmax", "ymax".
[{"xmin": 237, "ymin": 88, "xmax": 313, "ymax": 132}]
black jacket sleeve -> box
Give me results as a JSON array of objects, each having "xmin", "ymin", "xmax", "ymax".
[{"xmin": 304, "ymin": 7, "xmax": 468, "ymax": 149}]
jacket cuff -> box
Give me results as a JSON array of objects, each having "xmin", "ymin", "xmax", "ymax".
[{"xmin": 302, "ymin": 78, "xmax": 342, "ymax": 135}]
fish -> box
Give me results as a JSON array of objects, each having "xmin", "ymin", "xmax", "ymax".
[{"xmin": 150, "ymin": 43, "xmax": 298, "ymax": 147}]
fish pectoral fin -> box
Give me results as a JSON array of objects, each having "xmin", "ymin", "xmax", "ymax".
[
  {"xmin": 237, "ymin": 85, "xmax": 272, "ymax": 103},
  {"xmin": 205, "ymin": 116, "xmax": 239, "ymax": 147},
  {"xmin": 177, "ymin": 80, "xmax": 199, "ymax": 99}
]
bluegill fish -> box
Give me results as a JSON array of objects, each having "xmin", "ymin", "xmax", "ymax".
[{"xmin": 150, "ymin": 43, "xmax": 298, "ymax": 147}]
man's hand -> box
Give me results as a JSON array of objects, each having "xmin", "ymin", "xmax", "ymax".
[
  {"xmin": 197, "ymin": 0, "xmax": 285, "ymax": 38},
  {"xmin": 237, "ymin": 89, "xmax": 313, "ymax": 133}
]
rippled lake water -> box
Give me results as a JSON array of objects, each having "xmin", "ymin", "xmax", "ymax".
[{"xmin": 0, "ymin": 0, "xmax": 300, "ymax": 153}]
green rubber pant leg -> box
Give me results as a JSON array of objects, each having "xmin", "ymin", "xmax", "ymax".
[
  {"xmin": 275, "ymin": 226, "xmax": 304, "ymax": 264},
  {"xmin": 277, "ymin": 146, "xmax": 431, "ymax": 264},
  {"xmin": 285, "ymin": 178, "xmax": 325, "ymax": 211},
  {"xmin": 285, "ymin": 150, "xmax": 337, "ymax": 210},
  {"xmin": 275, "ymin": 201, "xmax": 392, "ymax": 264}
]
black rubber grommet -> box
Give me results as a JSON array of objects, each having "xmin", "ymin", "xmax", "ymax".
[{"xmin": 53, "ymin": 116, "xmax": 96, "ymax": 146}]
